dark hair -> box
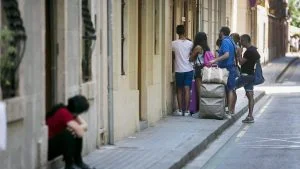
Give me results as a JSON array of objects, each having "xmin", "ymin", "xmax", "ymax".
[
  {"xmin": 192, "ymin": 32, "xmax": 210, "ymax": 52},
  {"xmin": 230, "ymin": 33, "xmax": 241, "ymax": 47},
  {"xmin": 241, "ymin": 34, "xmax": 251, "ymax": 43},
  {"xmin": 220, "ymin": 26, "xmax": 231, "ymax": 36},
  {"xmin": 46, "ymin": 95, "xmax": 89, "ymax": 118},
  {"xmin": 176, "ymin": 25, "xmax": 185, "ymax": 35},
  {"xmin": 216, "ymin": 38, "xmax": 222, "ymax": 48}
]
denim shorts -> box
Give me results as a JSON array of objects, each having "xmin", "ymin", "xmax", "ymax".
[
  {"xmin": 236, "ymin": 74, "xmax": 255, "ymax": 92},
  {"xmin": 175, "ymin": 71, "xmax": 193, "ymax": 88},
  {"xmin": 225, "ymin": 66, "xmax": 238, "ymax": 91}
]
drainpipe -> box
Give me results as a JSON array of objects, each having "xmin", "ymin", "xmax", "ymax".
[{"xmin": 107, "ymin": 0, "xmax": 114, "ymax": 145}]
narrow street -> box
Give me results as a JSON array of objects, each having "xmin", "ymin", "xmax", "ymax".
[{"xmin": 185, "ymin": 58, "xmax": 300, "ymax": 169}]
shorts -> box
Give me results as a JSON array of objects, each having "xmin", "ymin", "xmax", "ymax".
[
  {"xmin": 175, "ymin": 71, "xmax": 193, "ymax": 88},
  {"xmin": 225, "ymin": 65, "xmax": 238, "ymax": 91},
  {"xmin": 236, "ymin": 74, "xmax": 255, "ymax": 92}
]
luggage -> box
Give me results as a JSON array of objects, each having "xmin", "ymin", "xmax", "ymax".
[
  {"xmin": 199, "ymin": 97, "xmax": 225, "ymax": 120},
  {"xmin": 202, "ymin": 67, "xmax": 229, "ymax": 85},
  {"xmin": 181, "ymin": 80, "xmax": 198, "ymax": 113},
  {"xmin": 189, "ymin": 80, "xmax": 198, "ymax": 113},
  {"xmin": 199, "ymin": 83, "xmax": 226, "ymax": 120},
  {"xmin": 200, "ymin": 83, "xmax": 226, "ymax": 98}
]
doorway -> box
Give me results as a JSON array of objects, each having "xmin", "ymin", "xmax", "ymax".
[{"xmin": 45, "ymin": 0, "xmax": 57, "ymax": 112}]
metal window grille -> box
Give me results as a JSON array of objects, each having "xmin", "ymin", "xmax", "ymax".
[
  {"xmin": 121, "ymin": 0, "xmax": 125, "ymax": 75},
  {"xmin": 154, "ymin": 0, "xmax": 160, "ymax": 55},
  {"xmin": 82, "ymin": 0, "xmax": 96, "ymax": 82},
  {"xmin": 1, "ymin": 0, "xmax": 27, "ymax": 99}
]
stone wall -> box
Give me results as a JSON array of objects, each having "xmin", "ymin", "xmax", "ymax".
[{"xmin": 0, "ymin": 0, "xmax": 48, "ymax": 169}]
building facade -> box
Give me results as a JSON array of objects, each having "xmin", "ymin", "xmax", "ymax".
[
  {"xmin": 228, "ymin": 0, "xmax": 289, "ymax": 63},
  {"xmin": 0, "ymin": 0, "xmax": 108, "ymax": 168}
]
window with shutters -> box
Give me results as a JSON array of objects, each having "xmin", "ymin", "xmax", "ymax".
[
  {"xmin": 0, "ymin": 0, "xmax": 27, "ymax": 99},
  {"xmin": 82, "ymin": 0, "xmax": 96, "ymax": 82}
]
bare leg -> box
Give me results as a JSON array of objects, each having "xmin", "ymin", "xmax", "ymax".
[
  {"xmin": 177, "ymin": 88, "xmax": 183, "ymax": 111},
  {"xmin": 246, "ymin": 91, "xmax": 254, "ymax": 117},
  {"xmin": 231, "ymin": 91, "xmax": 237, "ymax": 114},
  {"xmin": 184, "ymin": 86, "xmax": 191, "ymax": 111},
  {"xmin": 228, "ymin": 90, "xmax": 237, "ymax": 114},
  {"xmin": 196, "ymin": 78, "xmax": 201, "ymax": 110}
]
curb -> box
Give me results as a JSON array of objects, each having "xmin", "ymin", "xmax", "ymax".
[
  {"xmin": 275, "ymin": 57, "xmax": 299, "ymax": 83},
  {"xmin": 169, "ymin": 91, "xmax": 265, "ymax": 169},
  {"xmin": 169, "ymin": 56, "xmax": 299, "ymax": 169}
]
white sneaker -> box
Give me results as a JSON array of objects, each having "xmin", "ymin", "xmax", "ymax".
[
  {"xmin": 184, "ymin": 110, "xmax": 190, "ymax": 116},
  {"xmin": 173, "ymin": 109, "xmax": 183, "ymax": 116},
  {"xmin": 224, "ymin": 112, "xmax": 232, "ymax": 119}
]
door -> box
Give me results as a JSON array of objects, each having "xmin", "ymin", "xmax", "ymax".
[{"xmin": 45, "ymin": 0, "xmax": 57, "ymax": 112}]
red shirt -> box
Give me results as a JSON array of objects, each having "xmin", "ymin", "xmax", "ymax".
[{"xmin": 46, "ymin": 108, "xmax": 74, "ymax": 138}]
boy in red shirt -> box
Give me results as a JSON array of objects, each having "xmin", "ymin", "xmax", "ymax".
[{"xmin": 46, "ymin": 95, "xmax": 93, "ymax": 169}]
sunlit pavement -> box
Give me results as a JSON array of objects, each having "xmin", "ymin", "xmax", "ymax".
[
  {"xmin": 185, "ymin": 58, "xmax": 300, "ymax": 169},
  {"xmin": 79, "ymin": 56, "xmax": 299, "ymax": 169}
]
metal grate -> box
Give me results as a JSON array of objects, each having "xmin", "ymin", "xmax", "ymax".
[
  {"xmin": 1, "ymin": 0, "xmax": 27, "ymax": 99},
  {"xmin": 82, "ymin": 0, "xmax": 96, "ymax": 82},
  {"xmin": 121, "ymin": 0, "xmax": 126, "ymax": 75}
]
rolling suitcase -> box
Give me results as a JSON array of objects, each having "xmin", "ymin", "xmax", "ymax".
[
  {"xmin": 200, "ymin": 97, "xmax": 225, "ymax": 120},
  {"xmin": 181, "ymin": 80, "xmax": 198, "ymax": 113},
  {"xmin": 200, "ymin": 83, "xmax": 226, "ymax": 98},
  {"xmin": 199, "ymin": 83, "xmax": 226, "ymax": 120}
]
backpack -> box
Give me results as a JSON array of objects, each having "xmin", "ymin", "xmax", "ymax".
[
  {"xmin": 254, "ymin": 61, "xmax": 265, "ymax": 85},
  {"xmin": 203, "ymin": 51, "xmax": 214, "ymax": 67}
]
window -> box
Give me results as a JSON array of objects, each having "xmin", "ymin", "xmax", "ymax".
[
  {"xmin": 121, "ymin": 0, "xmax": 126, "ymax": 75},
  {"xmin": 82, "ymin": 0, "xmax": 96, "ymax": 82},
  {"xmin": 154, "ymin": 0, "xmax": 160, "ymax": 55},
  {"xmin": 0, "ymin": 0, "xmax": 27, "ymax": 99},
  {"xmin": 268, "ymin": 0, "xmax": 280, "ymax": 17}
]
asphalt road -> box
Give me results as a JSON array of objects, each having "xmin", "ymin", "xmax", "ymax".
[{"xmin": 188, "ymin": 59, "xmax": 300, "ymax": 169}]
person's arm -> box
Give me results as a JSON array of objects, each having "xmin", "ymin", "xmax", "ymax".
[
  {"xmin": 238, "ymin": 50, "xmax": 250, "ymax": 65},
  {"xmin": 67, "ymin": 120, "xmax": 85, "ymax": 138},
  {"xmin": 189, "ymin": 46, "xmax": 201, "ymax": 62},
  {"xmin": 59, "ymin": 109, "xmax": 86, "ymax": 137},
  {"xmin": 75, "ymin": 115, "xmax": 88, "ymax": 131},
  {"xmin": 236, "ymin": 47, "xmax": 242, "ymax": 58},
  {"xmin": 210, "ymin": 52, "xmax": 229, "ymax": 64},
  {"xmin": 237, "ymin": 56, "xmax": 247, "ymax": 65},
  {"xmin": 172, "ymin": 42, "xmax": 175, "ymax": 60},
  {"xmin": 171, "ymin": 41, "xmax": 175, "ymax": 52},
  {"xmin": 209, "ymin": 42, "xmax": 229, "ymax": 65}
]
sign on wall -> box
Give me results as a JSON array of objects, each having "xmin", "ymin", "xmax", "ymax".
[{"xmin": 0, "ymin": 102, "xmax": 7, "ymax": 151}]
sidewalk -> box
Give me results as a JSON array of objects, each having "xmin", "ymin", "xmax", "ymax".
[
  {"xmin": 83, "ymin": 56, "xmax": 298, "ymax": 169},
  {"xmin": 261, "ymin": 55, "xmax": 299, "ymax": 85}
]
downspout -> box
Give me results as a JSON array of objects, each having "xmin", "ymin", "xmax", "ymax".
[{"xmin": 107, "ymin": 0, "xmax": 114, "ymax": 145}]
